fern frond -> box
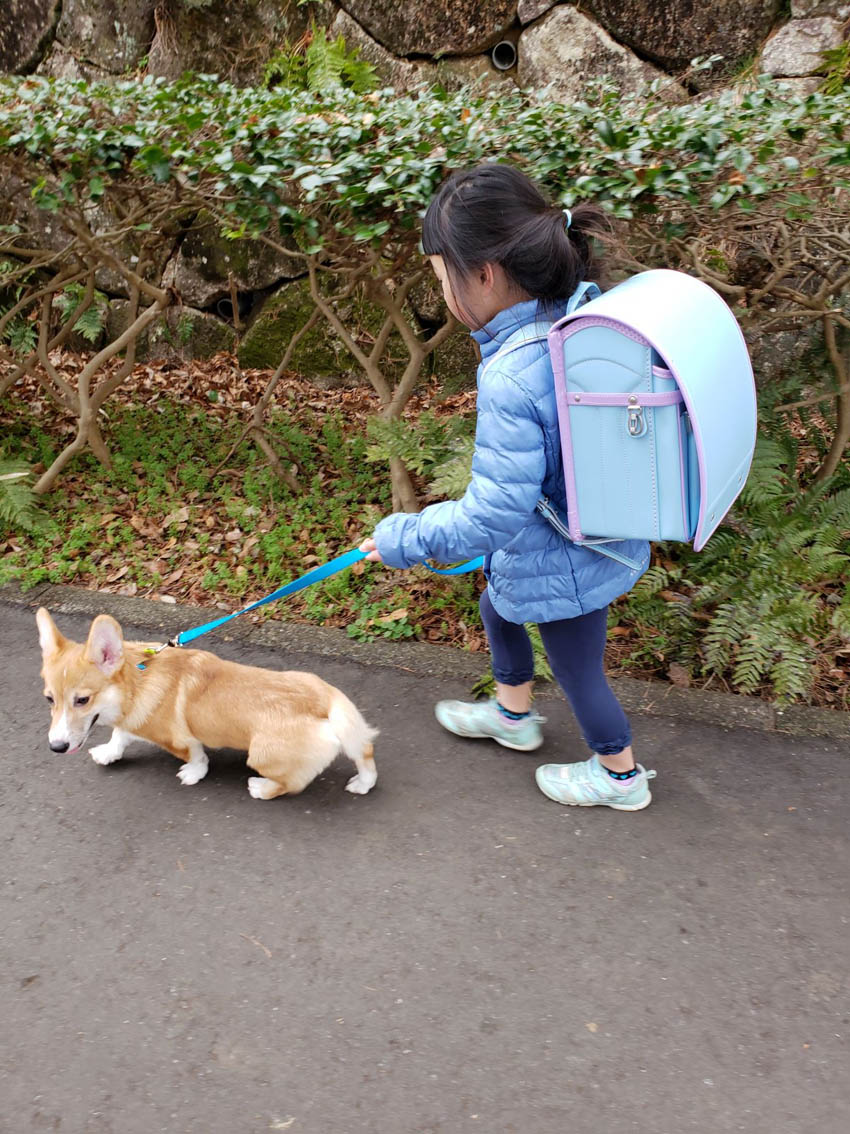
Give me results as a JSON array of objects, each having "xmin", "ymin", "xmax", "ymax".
[
  {"xmin": 740, "ymin": 434, "xmax": 794, "ymax": 508},
  {"xmin": 430, "ymin": 437, "xmax": 474, "ymax": 498},
  {"xmin": 771, "ymin": 646, "xmax": 814, "ymax": 701},
  {"xmin": 806, "ymin": 543, "xmax": 848, "ymax": 577},
  {"xmin": 54, "ymin": 281, "xmax": 108, "ymax": 343},
  {"xmin": 831, "ymin": 590, "xmax": 850, "ymax": 640},
  {"xmin": 633, "ymin": 564, "xmax": 670, "ymax": 598},
  {"xmin": 341, "ymin": 51, "xmax": 379, "ymax": 94},
  {"xmin": 702, "ymin": 599, "xmax": 749, "ymax": 673},
  {"xmin": 0, "ymin": 461, "xmax": 43, "ymax": 533},
  {"xmin": 696, "ymin": 528, "xmax": 739, "ymax": 564},
  {"xmin": 817, "ymin": 486, "xmax": 850, "ymax": 532},
  {"xmin": 768, "ymin": 590, "xmax": 819, "ymax": 635},
  {"xmin": 306, "ymin": 29, "xmax": 346, "ymax": 91},
  {"xmin": 732, "ymin": 629, "xmax": 776, "ymax": 694},
  {"xmin": 6, "ymin": 318, "xmax": 36, "ymax": 357}
]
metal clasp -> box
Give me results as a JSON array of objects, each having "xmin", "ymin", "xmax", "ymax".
[
  {"xmin": 137, "ymin": 639, "xmax": 178, "ymax": 671},
  {"xmin": 627, "ymin": 395, "xmax": 646, "ymax": 437}
]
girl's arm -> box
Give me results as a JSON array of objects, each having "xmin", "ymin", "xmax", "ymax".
[{"xmin": 372, "ymin": 377, "xmax": 545, "ymax": 568}]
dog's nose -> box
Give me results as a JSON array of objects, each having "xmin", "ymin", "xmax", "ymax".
[{"xmin": 49, "ymin": 740, "xmax": 70, "ymax": 753}]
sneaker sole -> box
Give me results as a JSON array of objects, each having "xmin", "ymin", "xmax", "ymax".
[
  {"xmin": 444, "ymin": 728, "xmax": 543, "ymax": 752},
  {"xmin": 435, "ymin": 713, "xmax": 543, "ymax": 752},
  {"xmin": 536, "ymin": 779, "xmax": 652, "ymax": 810}
]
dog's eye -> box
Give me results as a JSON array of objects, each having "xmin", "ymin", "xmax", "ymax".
[
  {"xmin": 74, "ymin": 695, "xmax": 90, "ymax": 706},
  {"xmin": 45, "ymin": 694, "xmax": 54, "ymax": 705}
]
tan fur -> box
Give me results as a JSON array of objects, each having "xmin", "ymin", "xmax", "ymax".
[{"xmin": 36, "ymin": 608, "xmax": 378, "ymax": 799}]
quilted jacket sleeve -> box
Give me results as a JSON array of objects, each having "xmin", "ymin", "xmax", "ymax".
[{"xmin": 373, "ymin": 370, "xmax": 545, "ymax": 569}]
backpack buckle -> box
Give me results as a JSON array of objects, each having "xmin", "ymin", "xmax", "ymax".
[{"xmin": 627, "ymin": 396, "xmax": 647, "ymax": 437}]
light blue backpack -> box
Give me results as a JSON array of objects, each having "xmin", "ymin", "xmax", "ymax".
[{"xmin": 487, "ymin": 270, "xmax": 757, "ymax": 562}]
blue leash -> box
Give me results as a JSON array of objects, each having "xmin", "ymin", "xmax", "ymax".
[{"xmin": 138, "ymin": 547, "xmax": 482, "ymax": 667}]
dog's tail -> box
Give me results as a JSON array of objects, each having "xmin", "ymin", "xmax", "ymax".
[{"xmin": 328, "ymin": 693, "xmax": 379, "ymax": 794}]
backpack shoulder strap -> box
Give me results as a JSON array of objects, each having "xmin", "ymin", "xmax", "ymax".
[
  {"xmin": 566, "ymin": 280, "xmax": 601, "ymax": 312},
  {"xmin": 479, "ymin": 282, "xmax": 601, "ymax": 380},
  {"xmin": 478, "ymin": 322, "xmax": 551, "ymax": 380}
]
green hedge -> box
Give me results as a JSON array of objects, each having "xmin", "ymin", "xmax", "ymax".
[{"xmin": 1, "ymin": 72, "xmax": 848, "ymax": 236}]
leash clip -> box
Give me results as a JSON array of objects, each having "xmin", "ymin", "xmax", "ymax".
[{"xmin": 137, "ymin": 639, "xmax": 178, "ymax": 670}]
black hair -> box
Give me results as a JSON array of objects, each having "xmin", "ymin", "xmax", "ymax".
[{"xmin": 422, "ymin": 162, "xmax": 612, "ymax": 327}]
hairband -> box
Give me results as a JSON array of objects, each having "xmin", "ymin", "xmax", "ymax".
[{"xmin": 562, "ymin": 207, "xmax": 572, "ymax": 231}]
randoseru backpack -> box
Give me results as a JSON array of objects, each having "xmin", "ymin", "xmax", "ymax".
[{"xmin": 483, "ymin": 270, "xmax": 757, "ymax": 566}]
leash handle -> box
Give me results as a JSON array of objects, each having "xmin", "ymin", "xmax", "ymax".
[{"xmin": 424, "ymin": 557, "xmax": 484, "ymax": 575}]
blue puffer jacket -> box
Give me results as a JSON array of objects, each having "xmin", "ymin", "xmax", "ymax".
[{"xmin": 373, "ymin": 292, "xmax": 650, "ymax": 624}]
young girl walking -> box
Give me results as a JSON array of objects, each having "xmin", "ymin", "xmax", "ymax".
[{"xmin": 359, "ymin": 163, "xmax": 657, "ymax": 810}]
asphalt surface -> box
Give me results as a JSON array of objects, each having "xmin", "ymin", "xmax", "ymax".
[{"xmin": 1, "ymin": 601, "xmax": 848, "ymax": 1134}]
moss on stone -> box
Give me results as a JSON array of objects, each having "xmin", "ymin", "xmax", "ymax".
[
  {"xmin": 237, "ymin": 278, "xmax": 405, "ymax": 386},
  {"xmin": 170, "ymin": 209, "xmax": 299, "ymax": 307},
  {"xmin": 106, "ymin": 301, "xmax": 237, "ymax": 361},
  {"xmin": 429, "ymin": 330, "xmax": 479, "ymax": 396}
]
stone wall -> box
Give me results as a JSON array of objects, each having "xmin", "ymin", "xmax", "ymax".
[
  {"xmin": 1, "ymin": 1, "xmax": 847, "ymax": 382},
  {"xmin": 6, "ymin": 0, "xmax": 845, "ymax": 92}
]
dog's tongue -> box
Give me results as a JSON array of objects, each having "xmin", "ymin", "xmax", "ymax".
[{"xmin": 67, "ymin": 716, "xmax": 97, "ymax": 756}]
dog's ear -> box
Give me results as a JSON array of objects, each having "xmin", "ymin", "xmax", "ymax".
[
  {"xmin": 36, "ymin": 608, "xmax": 66, "ymax": 658},
  {"xmin": 85, "ymin": 615, "xmax": 124, "ymax": 676}
]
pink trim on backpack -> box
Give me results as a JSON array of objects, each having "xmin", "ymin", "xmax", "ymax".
[
  {"xmin": 549, "ymin": 323, "xmax": 585, "ymax": 542},
  {"xmin": 567, "ymin": 390, "xmax": 683, "ymax": 408},
  {"xmin": 556, "ymin": 315, "xmax": 652, "ymax": 349}
]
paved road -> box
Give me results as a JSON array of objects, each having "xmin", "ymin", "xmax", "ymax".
[{"xmin": 1, "ymin": 601, "xmax": 848, "ymax": 1134}]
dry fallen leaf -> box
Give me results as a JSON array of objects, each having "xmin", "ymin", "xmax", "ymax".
[
  {"xmin": 378, "ymin": 608, "xmax": 407, "ymax": 623},
  {"xmin": 668, "ymin": 663, "xmax": 691, "ymax": 689}
]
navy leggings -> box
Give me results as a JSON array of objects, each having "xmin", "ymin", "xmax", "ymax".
[{"xmin": 479, "ymin": 589, "xmax": 631, "ymax": 756}]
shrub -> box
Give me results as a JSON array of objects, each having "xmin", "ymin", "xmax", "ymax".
[{"xmin": 0, "ymin": 71, "xmax": 848, "ymax": 498}]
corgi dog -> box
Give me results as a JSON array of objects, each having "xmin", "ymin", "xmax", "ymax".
[{"xmin": 36, "ymin": 608, "xmax": 378, "ymax": 799}]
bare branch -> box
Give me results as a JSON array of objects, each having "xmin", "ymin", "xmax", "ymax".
[
  {"xmin": 37, "ymin": 293, "xmax": 77, "ymax": 409},
  {"xmin": 82, "ymin": 295, "xmax": 168, "ymax": 404},
  {"xmin": 90, "ymin": 284, "xmax": 144, "ymax": 408},
  {"xmin": 814, "ymin": 314, "xmax": 850, "ymax": 483},
  {"xmin": 0, "ymin": 266, "xmax": 87, "ymax": 341},
  {"xmin": 211, "ymin": 305, "xmax": 323, "ymax": 478},
  {"xmin": 307, "ymin": 257, "xmax": 393, "ymax": 403}
]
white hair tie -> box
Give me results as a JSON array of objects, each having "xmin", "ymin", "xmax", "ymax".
[{"xmin": 562, "ymin": 207, "xmax": 572, "ymax": 231}]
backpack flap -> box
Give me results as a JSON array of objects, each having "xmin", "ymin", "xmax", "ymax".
[{"xmin": 549, "ymin": 270, "xmax": 757, "ymax": 550}]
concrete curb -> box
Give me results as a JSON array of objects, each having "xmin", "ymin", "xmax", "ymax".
[{"xmin": 4, "ymin": 581, "xmax": 849, "ymax": 743}]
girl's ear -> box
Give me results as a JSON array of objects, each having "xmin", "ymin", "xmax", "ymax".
[
  {"xmin": 85, "ymin": 615, "xmax": 125, "ymax": 675},
  {"xmin": 480, "ymin": 262, "xmax": 505, "ymax": 295}
]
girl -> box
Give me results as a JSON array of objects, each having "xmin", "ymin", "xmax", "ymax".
[{"xmin": 359, "ymin": 163, "xmax": 657, "ymax": 811}]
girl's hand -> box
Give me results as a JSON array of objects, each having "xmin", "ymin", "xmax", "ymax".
[{"xmin": 359, "ymin": 537, "xmax": 383, "ymax": 563}]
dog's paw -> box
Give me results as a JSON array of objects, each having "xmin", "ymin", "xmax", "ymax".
[
  {"xmin": 345, "ymin": 771, "xmax": 376, "ymax": 795},
  {"xmin": 247, "ymin": 776, "xmax": 279, "ymax": 800},
  {"xmin": 177, "ymin": 761, "xmax": 208, "ymax": 785},
  {"xmin": 89, "ymin": 743, "xmax": 123, "ymax": 766}
]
